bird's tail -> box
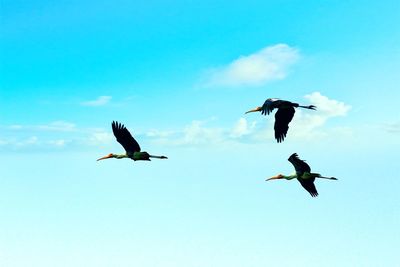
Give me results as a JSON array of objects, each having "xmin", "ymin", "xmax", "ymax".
[{"xmin": 299, "ymin": 105, "xmax": 316, "ymax": 110}]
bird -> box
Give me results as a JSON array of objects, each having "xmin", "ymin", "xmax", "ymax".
[
  {"xmin": 266, "ymin": 153, "xmax": 337, "ymax": 197},
  {"xmin": 97, "ymin": 121, "xmax": 168, "ymax": 162},
  {"xmin": 245, "ymin": 98, "xmax": 316, "ymax": 142}
]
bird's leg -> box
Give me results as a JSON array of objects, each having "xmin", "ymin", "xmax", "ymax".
[
  {"xmin": 149, "ymin": 155, "xmax": 168, "ymax": 159},
  {"xmin": 299, "ymin": 105, "xmax": 316, "ymax": 110},
  {"xmin": 316, "ymin": 175, "xmax": 338, "ymax": 180}
]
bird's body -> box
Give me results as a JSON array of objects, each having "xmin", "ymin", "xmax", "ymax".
[
  {"xmin": 245, "ymin": 98, "xmax": 316, "ymax": 142},
  {"xmin": 267, "ymin": 153, "xmax": 337, "ymax": 197},
  {"xmin": 97, "ymin": 121, "xmax": 168, "ymax": 162}
]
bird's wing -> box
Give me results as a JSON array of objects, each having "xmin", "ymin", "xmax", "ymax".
[
  {"xmin": 297, "ymin": 179, "xmax": 319, "ymax": 197},
  {"xmin": 274, "ymin": 107, "xmax": 295, "ymax": 142},
  {"xmin": 111, "ymin": 121, "xmax": 141, "ymax": 153},
  {"xmin": 288, "ymin": 153, "xmax": 311, "ymax": 174},
  {"xmin": 261, "ymin": 99, "xmax": 277, "ymax": 115}
]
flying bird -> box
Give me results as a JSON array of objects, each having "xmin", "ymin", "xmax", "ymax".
[
  {"xmin": 266, "ymin": 153, "xmax": 337, "ymax": 197},
  {"xmin": 97, "ymin": 121, "xmax": 168, "ymax": 162},
  {"xmin": 245, "ymin": 98, "xmax": 316, "ymax": 142}
]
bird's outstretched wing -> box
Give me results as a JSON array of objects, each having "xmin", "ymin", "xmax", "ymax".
[
  {"xmin": 274, "ymin": 107, "xmax": 295, "ymax": 142},
  {"xmin": 111, "ymin": 121, "xmax": 141, "ymax": 153},
  {"xmin": 298, "ymin": 179, "xmax": 319, "ymax": 197},
  {"xmin": 288, "ymin": 153, "xmax": 311, "ymax": 174},
  {"xmin": 261, "ymin": 99, "xmax": 277, "ymax": 115}
]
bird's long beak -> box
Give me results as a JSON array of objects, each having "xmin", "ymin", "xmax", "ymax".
[
  {"xmin": 266, "ymin": 175, "xmax": 283, "ymax": 181},
  {"xmin": 245, "ymin": 106, "xmax": 262, "ymax": 114},
  {"xmin": 97, "ymin": 154, "xmax": 113, "ymax": 161}
]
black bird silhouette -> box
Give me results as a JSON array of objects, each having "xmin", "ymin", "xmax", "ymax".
[
  {"xmin": 246, "ymin": 98, "xmax": 316, "ymax": 142},
  {"xmin": 97, "ymin": 121, "xmax": 168, "ymax": 162},
  {"xmin": 267, "ymin": 153, "xmax": 337, "ymax": 197}
]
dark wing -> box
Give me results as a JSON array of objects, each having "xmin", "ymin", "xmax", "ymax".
[
  {"xmin": 297, "ymin": 179, "xmax": 319, "ymax": 197},
  {"xmin": 274, "ymin": 107, "xmax": 295, "ymax": 142},
  {"xmin": 261, "ymin": 99, "xmax": 277, "ymax": 115},
  {"xmin": 111, "ymin": 121, "xmax": 141, "ymax": 153},
  {"xmin": 288, "ymin": 153, "xmax": 311, "ymax": 174}
]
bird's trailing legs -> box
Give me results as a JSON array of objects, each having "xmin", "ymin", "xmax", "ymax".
[
  {"xmin": 149, "ymin": 155, "xmax": 168, "ymax": 159},
  {"xmin": 298, "ymin": 105, "xmax": 317, "ymax": 110},
  {"xmin": 316, "ymin": 175, "xmax": 338, "ymax": 180}
]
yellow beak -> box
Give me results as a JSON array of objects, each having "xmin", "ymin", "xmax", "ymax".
[
  {"xmin": 245, "ymin": 107, "xmax": 262, "ymax": 114},
  {"xmin": 266, "ymin": 175, "xmax": 282, "ymax": 181},
  {"xmin": 97, "ymin": 154, "xmax": 113, "ymax": 161}
]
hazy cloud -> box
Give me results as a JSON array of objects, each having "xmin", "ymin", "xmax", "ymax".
[
  {"xmin": 230, "ymin": 118, "xmax": 257, "ymax": 138},
  {"xmin": 6, "ymin": 121, "xmax": 77, "ymax": 132},
  {"xmin": 1, "ymin": 93, "xmax": 351, "ymax": 151},
  {"xmin": 0, "ymin": 121, "xmax": 109, "ymax": 150},
  {"xmin": 149, "ymin": 118, "xmax": 257, "ymax": 146},
  {"xmin": 149, "ymin": 93, "xmax": 351, "ymax": 146},
  {"xmin": 37, "ymin": 121, "xmax": 77, "ymax": 132},
  {"xmin": 203, "ymin": 44, "xmax": 299, "ymax": 87},
  {"xmin": 383, "ymin": 121, "xmax": 400, "ymax": 133},
  {"xmin": 48, "ymin": 139, "xmax": 68, "ymax": 147},
  {"xmin": 87, "ymin": 132, "xmax": 114, "ymax": 146},
  {"xmin": 81, "ymin": 96, "xmax": 112, "ymax": 106}
]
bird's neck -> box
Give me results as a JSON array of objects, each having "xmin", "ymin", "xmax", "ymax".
[
  {"xmin": 115, "ymin": 154, "xmax": 128, "ymax": 159},
  {"xmin": 284, "ymin": 174, "xmax": 298, "ymax": 180}
]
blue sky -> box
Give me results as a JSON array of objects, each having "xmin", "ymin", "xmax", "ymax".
[{"xmin": 1, "ymin": 1, "xmax": 399, "ymax": 266}]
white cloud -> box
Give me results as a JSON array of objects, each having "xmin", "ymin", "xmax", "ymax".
[
  {"xmin": 149, "ymin": 118, "xmax": 258, "ymax": 146},
  {"xmin": 178, "ymin": 120, "xmax": 225, "ymax": 145},
  {"xmin": 87, "ymin": 132, "xmax": 114, "ymax": 145},
  {"xmin": 1, "ymin": 93, "xmax": 351, "ymax": 151},
  {"xmin": 37, "ymin": 121, "xmax": 77, "ymax": 132},
  {"xmin": 48, "ymin": 139, "xmax": 67, "ymax": 147},
  {"xmin": 230, "ymin": 118, "xmax": 257, "ymax": 138},
  {"xmin": 204, "ymin": 44, "xmax": 299, "ymax": 87},
  {"xmin": 383, "ymin": 121, "xmax": 400, "ymax": 133},
  {"xmin": 6, "ymin": 121, "xmax": 77, "ymax": 132},
  {"xmin": 305, "ymin": 92, "xmax": 350, "ymax": 117},
  {"xmin": 148, "ymin": 93, "xmax": 351, "ymax": 146},
  {"xmin": 288, "ymin": 92, "xmax": 352, "ymax": 140},
  {"xmin": 81, "ymin": 96, "xmax": 112, "ymax": 106},
  {"xmin": 14, "ymin": 136, "xmax": 39, "ymax": 147},
  {"xmin": 9, "ymin": 125, "xmax": 23, "ymax": 130}
]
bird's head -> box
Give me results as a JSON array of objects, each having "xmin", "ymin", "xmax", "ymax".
[
  {"xmin": 97, "ymin": 153, "xmax": 115, "ymax": 161},
  {"xmin": 266, "ymin": 174, "xmax": 284, "ymax": 181},
  {"xmin": 245, "ymin": 106, "xmax": 262, "ymax": 114}
]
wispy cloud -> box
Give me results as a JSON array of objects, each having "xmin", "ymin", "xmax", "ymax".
[
  {"xmin": 149, "ymin": 118, "xmax": 257, "ymax": 146},
  {"xmin": 149, "ymin": 93, "xmax": 352, "ymax": 146},
  {"xmin": 5, "ymin": 121, "xmax": 77, "ymax": 132},
  {"xmin": 203, "ymin": 44, "xmax": 299, "ymax": 87},
  {"xmin": 230, "ymin": 118, "xmax": 257, "ymax": 138},
  {"xmin": 383, "ymin": 121, "xmax": 400, "ymax": 133},
  {"xmin": 281, "ymin": 92, "xmax": 351, "ymax": 141},
  {"xmin": 81, "ymin": 96, "xmax": 112, "ymax": 106},
  {"xmin": 37, "ymin": 121, "xmax": 77, "ymax": 131},
  {"xmin": 87, "ymin": 132, "xmax": 114, "ymax": 146},
  {"xmin": 1, "ymin": 93, "xmax": 351, "ymax": 151},
  {"xmin": 0, "ymin": 121, "xmax": 108, "ymax": 151}
]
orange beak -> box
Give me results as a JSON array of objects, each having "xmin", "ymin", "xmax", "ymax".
[
  {"xmin": 245, "ymin": 106, "xmax": 262, "ymax": 114},
  {"xmin": 97, "ymin": 153, "xmax": 113, "ymax": 161},
  {"xmin": 266, "ymin": 175, "xmax": 283, "ymax": 181}
]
